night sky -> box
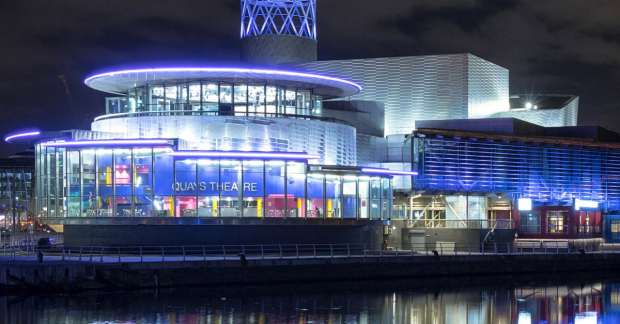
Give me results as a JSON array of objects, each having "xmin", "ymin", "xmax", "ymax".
[{"xmin": 1, "ymin": 0, "xmax": 619, "ymax": 156}]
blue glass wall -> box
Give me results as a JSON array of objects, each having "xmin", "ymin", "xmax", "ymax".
[
  {"xmin": 414, "ymin": 137, "xmax": 620, "ymax": 210},
  {"xmin": 36, "ymin": 145, "xmax": 393, "ymax": 220}
]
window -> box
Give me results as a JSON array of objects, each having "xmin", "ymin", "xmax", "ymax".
[
  {"xmin": 312, "ymin": 95, "xmax": 322, "ymax": 116},
  {"xmin": 325, "ymin": 175, "xmax": 341, "ymax": 218},
  {"xmin": 248, "ymin": 85, "xmax": 265, "ymax": 116},
  {"xmin": 114, "ymin": 149, "xmax": 133, "ymax": 216},
  {"xmin": 220, "ymin": 160, "xmax": 241, "ymax": 217},
  {"xmin": 67, "ymin": 150, "xmax": 80, "ymax": 217},
  {"xmin": 286, "ymin": 162, "xmax": 305, "ymax": 217},
  {"xmin": 151, "ymin": 86, "xmax": 165, "ymax": 112},
  {"xmin": 197, "ymin": 160, "xmax": 219, "ymax": 217},
  {"xmin": 296, "ymin": 90, "xmax": 311, "ymax": 115},
  {"xmin": 265, "ymin": 161, "xmax": 285, "ymax": 217},
  {"xmin": 307, "ymin": 174, "xmax": 324, "ymax": 218},
  {"xmin": 285, "ymin": 90, "xmax": 296, "ymax": 115},
  {"xmin": 370, "ymin": 178, "xmax": 381, "ymax": 219},
  {"xmin": 520, "ymin": 211, "xmax": 541, "ymax": 234},
  {"xmin": 547, "ymin": 211, "xmax": 568, "ymax": 234},
  {"xmin": 578, "ymin": 211, "xmax": 597, "ymax": 234},
  {"xmin": 358, "ymin": 177, "xmax": 369, "ymax": 219},
  {"xmin": 342, "ymin": 176, "xmax": 357, "ymax": 218},
  {"xmin": 242, "ymin": 161, "xmax": 264, "ymax": 217},
  {"xmin": 234, "ymin": 84, "xmax": 248, "ymax": 116},
  {"xmin": 266, "ymin": 86, "xmax": 278, "ymax": 115},
  {"xmin": 81, "ymin": 150, "xmax": 96, "ymax": 217},
  {"xmin": 188, "ymin": 82, "xmax": 201, "ymax": 114},
  {"xmin": 165, "ymin": 85, "xmax": 178, "ymax": 110},
  {"xmin": 153, "ymin": 148, "xmax": 174, "ymax": 216},
  {"xmin": 382, "ymin": 178, "xmax": 392, "ymax": 219},
  {"xmin": 612, "ymin": 220, "xmax": 620, "ymax": 240},
  {"xmin": 202, "ymin": 83, "xmax": 219, "ymax": 103},
  {"xmin": 106, "ymin": 97, "xmax": 120, "ymax": 114},
  {"xmin": 97, "ymin": 149, "xmax": 114, "ymax": 217},
  {"xmin": 174, "ymin": 159, "xmax": 197, "ymax": 217}
]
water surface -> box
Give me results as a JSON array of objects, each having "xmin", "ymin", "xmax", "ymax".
[{"xmin": 1, "ymin": 276, "xmax": 617, "ymax": 323}]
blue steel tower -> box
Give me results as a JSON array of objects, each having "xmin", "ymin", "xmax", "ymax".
[{"xmin": 240, "ymin": 0, "xmax": 317, "ymax": 66}]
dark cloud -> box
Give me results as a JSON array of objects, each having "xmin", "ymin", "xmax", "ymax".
[{"xmin": 0, "ymin": 0, "xmax": 619, "ymax": 156}]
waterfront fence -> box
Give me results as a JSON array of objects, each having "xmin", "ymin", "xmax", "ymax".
[{"xmin": 2, "ymin": 241, "xmax": 618, "ymax": 263}]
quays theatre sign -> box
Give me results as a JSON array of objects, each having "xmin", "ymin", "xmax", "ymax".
[{"xmin": 173, "ymin": 182, "xmax": 258, "ymax": 192}]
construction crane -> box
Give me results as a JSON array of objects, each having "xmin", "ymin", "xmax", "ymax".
[{"xmin": 59, "ymin": 75, "xmax": 88, "ymax": 128}]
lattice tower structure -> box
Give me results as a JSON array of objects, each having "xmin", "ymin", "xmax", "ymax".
[{"xmin": 240, "ymin": 0, "xmax": 317, "ymax": 66}]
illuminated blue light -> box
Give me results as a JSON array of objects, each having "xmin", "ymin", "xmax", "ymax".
[
  {"xmin": 5, "ymin": 131, "xmax": 40, "ymax": 143},
  {"xmin": 415, "ymin": 136, "xmax": 620, "ymax": 209},
  {"xmin": 42, "ymin": 139, "xmax": 171, "ymax": 147},
  {"xmin": 241, "ymin": 0, "xmax": 317, "ymax": 40},
  {"xmin": 361, "ymin": 168, "xmax": 418, "ymax": 176},
  {"xmin": 84, "ymin": 67, "xmax": 362, "ymax": 92},
  {"xmin": 169, "ymin": 151, "xmax": 320, "ymax": 160}
]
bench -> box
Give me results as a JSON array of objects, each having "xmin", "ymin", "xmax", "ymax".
[
  {"xmin": 600, "ymin": 243, "xmax": 620, "ymax": 251},
  {"xmin": 515, "ymin": 241, "xmax": 540, "ymax": 250},
  {"xmin": 515, "ymin": 241, "xmax": 569, "ymax": 252},
  {"xmin": 541, "ymin": 241, "xmax": 570, "ymax": 252}
]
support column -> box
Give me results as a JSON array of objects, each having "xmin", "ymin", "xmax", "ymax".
[{"xmin": 466, "ymin": 194, "xmax": 469, "ymax": 222}]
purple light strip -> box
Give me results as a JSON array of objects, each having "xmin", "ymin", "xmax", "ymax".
[
  {"xmin": 85, "ymin": 67, "xmax": 363, "ymax": 91},
  {"xmin": 169, "ymin": 151, "xmax": 321, "ymax": 160},
  {"xmin": 5, "ymin": 131, "xmax": 41, "ymax": 142},
  {"xmin": 361, "ymin": 168, "xmax": 418, "ymax": 176},
  {"xmin": 41, "ymin": 139, "xmax": 171, "ymax": 147}
]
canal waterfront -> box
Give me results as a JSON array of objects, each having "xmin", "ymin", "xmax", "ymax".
[{"xmin": 1, "ymin": 276, "xmax": 618, "ymax": 323}]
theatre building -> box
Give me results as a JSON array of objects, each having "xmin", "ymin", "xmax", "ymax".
[
  {"xmin": 3, "ymin": 66, "xmax": 417, "ymax": 246},
  {"xmin": 5, "ymin": 0, "xmax": 595, "ymax": 247}
]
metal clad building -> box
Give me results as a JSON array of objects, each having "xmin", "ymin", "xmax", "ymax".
[
  {"xmin": 492, "ymin": 95, "xmax": 579, "ymax": 127},
  {"xmin": 412, "ymin": 130, "xmax": 620, "ymax": 210},
  {"xmin": 92, "ymin": 115, "xmax": 357, "ymax": 166},
  {"xmin": 290, "ymin": 54, "xmax": 509, "ymax": 136}
]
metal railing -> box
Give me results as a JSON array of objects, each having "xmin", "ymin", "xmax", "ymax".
[
  {"xmin": 0, "ymin": 234, "xmax": 64, "ymax": 259},
  {"xmin": 411, "ymin": 219, "xmax": 513, "ymax": 229},
  {"xmin": 3, "ymin": 241, "xmax": 619, "ymax": 263}
]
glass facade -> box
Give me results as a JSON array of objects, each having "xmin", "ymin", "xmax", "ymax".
[
  {"xmin": 0, "ymin": 166, "xmax": 35, "ymax": 229},
  {"xmin": 106, "ymin": 82, "xmax": 323, "ymax": 118},
  {"xmin": 35, "ymin": 145, "xmax": 393, "ymax": 220}
]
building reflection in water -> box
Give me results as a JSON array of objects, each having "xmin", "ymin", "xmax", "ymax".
[
  {"xmin": 515, "ymin": 284, "xmax": 602, "ymax": 324},
  {"xmin": 1, "ymin": 282, "xmax": 618, "ymax": 324}
]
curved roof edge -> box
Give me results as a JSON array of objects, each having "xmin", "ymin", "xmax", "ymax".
[
  {"xmin": 84, "ymin": 67, "xmax": 362, "ymax": 99},
  {"xmin": 5, "ymin": 131, "xmax": 65, "ymax": 144}
]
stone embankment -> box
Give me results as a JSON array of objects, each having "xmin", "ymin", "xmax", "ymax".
[{"xmin": 1, "ymin": 253, "xmax": 618, "ymax": 293}]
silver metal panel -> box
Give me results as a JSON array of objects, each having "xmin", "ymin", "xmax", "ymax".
[
  {"xmin": 466, "ymin": 54, "xmax": 510, "ymax": 118},
  {"xmin": 289, "ymin": 54, "xmax": 510, "ymax": 136},
  {"xmin": 491, "ymin": 97, "xmax": 579, "ymax": 127},
  {"xmin": 356, "ymin": 134, "xmax": 410, "ymax": 166},
  {"xmin": 91, "ymin": 116, "xmax": 357, "ymax": 166}
]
